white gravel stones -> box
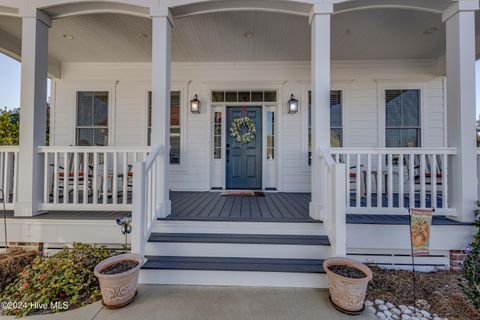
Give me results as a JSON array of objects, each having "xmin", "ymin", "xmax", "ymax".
[
  {"xmin": 378, "ymin": 304, "xmax": 388, "ymax": 311},
  {"xmin": 420, "ymin": 310, "xmax": 431, "ymax": 318},
  {"xmin": 368, "ymin": 299, "xmax": 448, "ymax": 320},
  {"xmin": 365, "ymin": 300, "xmax": 374, "ymax": 307}
]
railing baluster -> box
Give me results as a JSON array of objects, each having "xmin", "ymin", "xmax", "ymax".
[
  {"xmin": 356, "ymin": 154, "xmax": 361, "ymax": 208},
  {"xmin": 420, "ymin": 154, "xmax": 426, "ymax": 208},
  {"xmin": 388, "ymin": 153, "xmax": 393, "ymax": 208},
  {"xmin": 366, "ymin": 154, "xmax": 371, "ymax": 207},
  {"xmin": 53, "ymin": 152, "xmax": 58, "ymax": 204},
  {"xmin": 377, "ymin": 154, "xmax": 382, "ymax": 208},
  {"xmin": 63, "ymin": 152, "xmax": 68, "ymax": 204},
  {"xmin": 409, "ymin": 154, "xmax": 415, "ymax": 209},
  {"xmin": 3, "ymin": 152, "xmax": 9, "ymax": 203},
  {"xmin": 398, "ymin": 154, "xmax": 404, "ymax": 208},
  {"xmin": 93, "ymin": 152, "xmax": 98, "ymax": 205},
  {"xmin": 123, "ymin": 152, "xmax": 128, "ymax": 205},
  {"xmin": 73, "ymin": 152, "xmax": 78, "ymax": 204},
  {"xmin": 103, "ymin": 152, "xmax": 108, "ymax": 205},
  {"xmin": 442, "ymin": 153, "xmax": 448, "ymax": 209},
  {"xmin": 112, "ymin": 152, "xmax": 118, "ymax": 205},
  {"xmin": 13, "ymin": 151, "xmax": 18, "ymax": 203},
  {"xmin": 43, "ymin": 152, "xmax": 48, "ymax": 204},
  {"xmin": 431, "ymin": 154, "xmax": 437, "ymax": 209},
  {"xmin": 346, "ymin": 154, "xmax": 350, "ymax": 207},
  {"xmin": 83, "ymin": 152, "xmax": 88, "ymax": 204}
]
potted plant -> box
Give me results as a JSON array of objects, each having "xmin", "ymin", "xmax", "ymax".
[
  {"xmin": 94, "ymin": 253, "xmax": 145, "ymax": 308},
  {"xmin": 323, "ymin": 257, "xmax": 373, "ymax": 314}
]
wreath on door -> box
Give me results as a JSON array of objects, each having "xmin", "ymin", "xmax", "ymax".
[{"xmin": 230, "ymin": 117, "xmax": 256, "ymax": 144}]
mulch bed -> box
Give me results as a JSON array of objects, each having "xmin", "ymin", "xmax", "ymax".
[
  {"xmin": 366, "ymin": 266, "xmax": 480, "ymax": 320},
  {"xmin": 0, "ymin": 249, "xmax": 38, "ymax": 290},
  {"xmin": 100, "ymin": 260, "xmax": 139, "ymax": 275}
]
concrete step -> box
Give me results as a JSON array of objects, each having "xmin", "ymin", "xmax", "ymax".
[
  {"xmin": 145, "ymin": 233, "xmax": 331, "ymax": 258},
  {"xmin": 139, "ymin": 256, "xmax": 327, "ymax": 288}
]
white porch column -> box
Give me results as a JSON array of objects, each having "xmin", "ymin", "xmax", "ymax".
[
  {"xmin": 309, "ymin": 3, "xmax": 333, "ymax": 220},
  {"xmin": 15, "ymin": 9, "xmax": 51, "ymax": 217},
  {"xmin": 443, "ymin": 0, "xmax": 479, "ymax": 222},
  {"xmin": 150, "ymin": 8, "xmax": 172, "ymax": 218}
]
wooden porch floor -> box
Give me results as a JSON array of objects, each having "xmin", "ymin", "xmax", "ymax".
[{"xmin": 167, "ymin": 192, "xmax": 314, "ymax": 222}]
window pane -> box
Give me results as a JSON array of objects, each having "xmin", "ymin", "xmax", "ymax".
[
  {"xmin": 93, "ymin": 92, "xmax": 108, "ymax": 126},
  {"xmin": 170, "ymin": 91, "xmax": 181, "ymax": 164},
  {"xmin": 77, "ymin": 92, "xmax": 93, "ymax": 126},
  {"xmin": 77, "ymin": 128, "xmax": 93, "ymax": 146},
  {"xmin": 170, "ymin": 136, "xmax": 181, "ymax": 164},
  {"xmin": 93, "ymin": 128, "xmax": 108, "ymax": 146},
  {"xmin": 264, "ymin": 91, "xmax": 277, "ymax": 102},
  {"xmin": 331, "ymin": 128, "xmax": 342, "ymax": 147},
  {"xmin": 330, "ymin": 91, "xmax": 342, "ymax": 128},
  {"xmin": 402, "ymin": 90, "xmax": 420, "ymax": 126},
  {"xmin": 212, "ymin": 91, "xmax": 224, "ymax": 103},
  {"xmin": 238, "ymin": 91, "xmax": 250, "ymax": 102},
  {"xmin": 386, "ymin": 90, "xmax": 402, "ymax": 127},
  {"xmin": 251, "ymin": 91, "xmax": 263, "ymax": 102},
  {"xmin": 225, "ymin": 91, "xmax": 237, "ymax": 102},
  {"xmin": 267, "ymin": 112, "xmax": 275, "ymax": 160},
  {"xmin": 386, "ymin": 128, "xmax": 419, "ymax": 147}
]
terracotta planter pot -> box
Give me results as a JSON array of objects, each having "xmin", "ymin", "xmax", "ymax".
[
  {"xmin": 94, "ymin": 253, "xmax": 145, "ymax": 308},
  {"xmin": 323, "ymin": 257, "xmax": 372, "ymax": 313}
]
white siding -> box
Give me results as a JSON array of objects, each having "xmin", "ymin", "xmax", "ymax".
[{"xmin": 52, "ymin": 60, "xmax": 445, "ymax": 192}]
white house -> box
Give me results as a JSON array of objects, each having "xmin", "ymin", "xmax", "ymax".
[{"xmin": 0, "ymin": 0, "xmax": 478, "ymax": 287}]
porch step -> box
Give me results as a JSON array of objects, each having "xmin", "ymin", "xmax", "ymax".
[
  {"xmin": 151, "ymin": 220, "xmax": 326, "ymax": 235},
  {"xmin": 139, "ymin": 256, "xmax": 328, "ymax": 288},
  {"xmin": 148, "ymin": 233, "xmax": 330, "ymax": 245},
  {"xmin": 144, "ymin": 232, "xmax": 332, "ymax": 259}
]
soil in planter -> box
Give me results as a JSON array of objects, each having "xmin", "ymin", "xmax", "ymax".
[
  {"xmin": 100, "ymin": 260, "xmax": 139, "ymax": 275},
  {"xmin": 329, "ymin": 265, "xmax": 366, "ymax": 279}
]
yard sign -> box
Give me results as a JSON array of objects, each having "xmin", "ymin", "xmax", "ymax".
[{"xmin": 409, "ymin": 208, "xmax": 434, "ymax": 256}]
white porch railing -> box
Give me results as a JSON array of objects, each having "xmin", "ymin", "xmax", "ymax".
[
  {"xmin": 38, "ymin": 146, "xmax": 150, "ymax": 210},
  {"xmin": 319, "ymin": 148, "xmax": 347, "ymax": 256},
  {"xmin": 131, "ymin": 144, "xmax": 165, "ymax": 255},
  {"xmin": 331, "ymin": 148, "xmax": 457, "ymax": 215},
  {"xmin": 0, "ymin": 147, "xmax": 19, "ymax": 209}
]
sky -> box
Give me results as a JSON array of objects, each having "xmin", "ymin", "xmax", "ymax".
[{"xmin": 0, "ymin": 53, "xmax": 480, "ymax": 115}]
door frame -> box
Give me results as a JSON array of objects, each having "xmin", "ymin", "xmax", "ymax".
[{"xmin": 209, "ymin": 101, "xmax": 279, "ymax": 191}]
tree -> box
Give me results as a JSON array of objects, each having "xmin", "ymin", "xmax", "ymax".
[
  {"xmin": 0, "ymin": 99, "xmax": 50, "ymax": 146},
  {"xmin": 0, "ymin": 108, "xmax": 19, "ymax": 145}
]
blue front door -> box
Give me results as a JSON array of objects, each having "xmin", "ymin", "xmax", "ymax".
[{"xmin": 226, "ymin": 107, "xmax": 262, "ymax": 190}]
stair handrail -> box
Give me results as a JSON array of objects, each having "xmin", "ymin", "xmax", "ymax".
[
  {"xmin": 131, "ymin": 144, "xmax": 165, "ymax": 256},
  {"xmin": 317, "ymin": 147, "xmax": 346, "ymax": 257}
]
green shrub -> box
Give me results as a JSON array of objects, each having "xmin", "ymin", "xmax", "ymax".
[
  {"xmin": 0, "ymin": 243, "xmax": 115, "ymax": 317},
  {"xmin": 461, "ymin": 206, "xmax": 480, "ymax": 310}
]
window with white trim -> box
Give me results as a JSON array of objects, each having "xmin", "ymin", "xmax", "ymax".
[
  {"xmin": 385, "ymin": 89, "xmax": 421, "ymax": 147},
  {"xmin": 308, "ymin": 90, "xmax": 343, "ymax": 164},
  {"xmin": 76, "ymin": 91, "xmax": 108, "ymax": 146},
  {"xmin": 147, "ymin": 91, "xmax": 182, "ymax": 164}
]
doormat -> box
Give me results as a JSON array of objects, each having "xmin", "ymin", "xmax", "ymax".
[{"xmin": 220, "ymin": 191, "xmax": 265, "ymax": 197}]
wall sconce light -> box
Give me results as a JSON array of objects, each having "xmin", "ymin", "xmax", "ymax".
[
  {"xmin": 288, "ymin": 94, "xmax": 299, "ymax": 114},
  {"xmin": 190, "ymin": 94, "xmax": 200, "ymax": 113}
]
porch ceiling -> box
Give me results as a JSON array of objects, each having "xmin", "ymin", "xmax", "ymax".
[{"xmin": 0, "ymin": 8, "xmax": 479, "ymax": 63}]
